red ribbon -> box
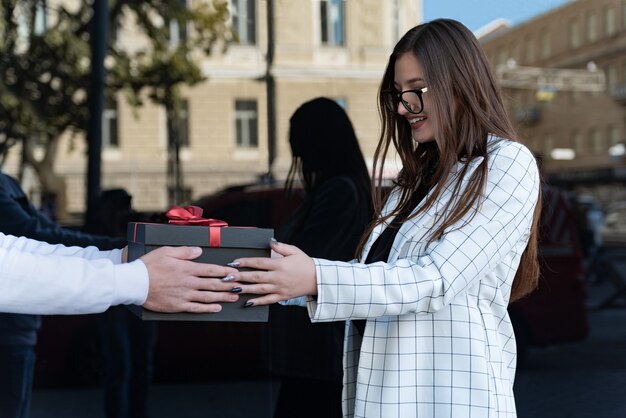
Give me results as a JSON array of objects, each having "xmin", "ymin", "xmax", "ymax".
[
  {"xmin": 166, "ymin": 206, "xmax": 228, "ymax": 227},
  {"xmin": 165, "ymin": 206, "xmax": 228, "ymax": 247}
]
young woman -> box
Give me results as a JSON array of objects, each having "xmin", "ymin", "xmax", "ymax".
[{"xmin": 231, "ymin": 19, "xmax": 541, "ymax": 417}]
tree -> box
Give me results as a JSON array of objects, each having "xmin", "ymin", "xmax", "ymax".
[{"xmin": 0, "ymin": 0, "xmax": 232, "ymax": 219}]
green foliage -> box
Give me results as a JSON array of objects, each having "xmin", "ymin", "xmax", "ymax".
[{"xmin": 0, "ymin": 0, "xmax": 232, "ymax": 160}]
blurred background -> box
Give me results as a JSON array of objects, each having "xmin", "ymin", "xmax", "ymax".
[{"xmin": 1, "ymin": 0, "xmax": 626, "ymax": 417}]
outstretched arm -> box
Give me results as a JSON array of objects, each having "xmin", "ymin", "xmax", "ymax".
[{"xmin": 0, "ymin": 236, "xmax": 240, "ymax": 315}]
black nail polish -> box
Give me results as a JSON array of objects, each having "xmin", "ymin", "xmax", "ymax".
[
  {"xmin": 230, "ymin": 287, "xmax": 242, "ymax": 293},
  {"xmin": 226, "ymin": 261, "xmax": 240, "ymax": 268},
  {"xmin": 243, "ymin": 301, "xmax": 254, "ymax": 308}
]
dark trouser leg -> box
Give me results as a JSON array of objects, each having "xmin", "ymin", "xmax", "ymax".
[
  {"xmin": 273, "ymin": 376, "xmax": 342, "ymax": 418},
  {"xmin": 128, "ymin": 312, "xmax": 157, "ymax": 418},
  {"xmin": 0, "ymin": 345, "xmax": 36, "ymax": 418},
  {"xmin": 97, "ymin": 307, "xmax": 132, "ymax": 418}
]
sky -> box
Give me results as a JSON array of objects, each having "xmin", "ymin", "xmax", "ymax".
[{"xmin": 423, "ymin": 0, "xmax": 572, "ymax": 33}]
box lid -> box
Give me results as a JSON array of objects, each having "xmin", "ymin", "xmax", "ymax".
[{"xmin": 128, "ymin": 222, "xmax": 273, "ymax": 249}]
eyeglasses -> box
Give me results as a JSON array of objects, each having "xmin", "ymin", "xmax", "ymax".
[{"xmin": 381, "ymin": 87, "xmax": 428, "ymax": 115}]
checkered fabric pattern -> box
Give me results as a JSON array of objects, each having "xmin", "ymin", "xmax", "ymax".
[{"xmin": 306, "ymin": 137, "xmax": 539, "ymax": 418}]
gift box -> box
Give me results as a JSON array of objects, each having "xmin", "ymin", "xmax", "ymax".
[{"xmin": 126, "ymin": 207, "xmax": 272, "ymax": 322}]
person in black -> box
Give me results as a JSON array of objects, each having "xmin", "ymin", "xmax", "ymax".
[
  {"xmin": 0, "ymin": 173, "xmax": 124, "ymax": 418},
  {"xmin": 267, "ymin": 97, "xmax": 373, "ymax": 418},
  {"xmin": 83, "ymin": 189, "xmax": 157, "ymax": 418}
]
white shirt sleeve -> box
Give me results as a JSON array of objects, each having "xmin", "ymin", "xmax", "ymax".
[{"xmin": 0, "ymin": 233, "xmax": 149, "ymax": 314}]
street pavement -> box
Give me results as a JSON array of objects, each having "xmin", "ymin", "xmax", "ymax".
[{"xmin": 31, "ymin": 280, "xmax": 626, "ymax": 418}]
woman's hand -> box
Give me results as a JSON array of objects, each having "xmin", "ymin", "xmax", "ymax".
[{"xmin": 230, "ymin": 240, "xmax": 317, "ymax": 306}]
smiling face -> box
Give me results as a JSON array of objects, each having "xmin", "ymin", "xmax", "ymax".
[{"xmin": 393, "ymin": 52, "xmax": 435, "ymax": 144}]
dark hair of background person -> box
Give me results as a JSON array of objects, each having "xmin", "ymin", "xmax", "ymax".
[
  {"xmin": 284, "ymin": 97, "xmax": 372, "ymax": 223},
  {"xmin": 358, "ymin": 18, "xmax": 541, "ymax": 302}
]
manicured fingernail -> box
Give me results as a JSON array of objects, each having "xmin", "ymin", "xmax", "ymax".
[
  {"xmin": 243, "ymin": 301, "xmax": 254, "ymax": 308},
  {"xmin": 230, "ymin": 287, "xmax": 242, "ymax": 293},
  {"xmin": 270, "ymin": 237, "xmax": 278, "ymax": 245},
  {"xmin": 226, "ymin": 261, "xmax": 240, "ymax": 268},
  {"xmin": 222, "ymin": 274, "xmax": 236, "ymax": 282}
]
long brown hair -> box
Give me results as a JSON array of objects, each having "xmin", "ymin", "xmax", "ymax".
[{"xmin": 357, "ymin": 19, "xmax": 540, "ymax": 302}]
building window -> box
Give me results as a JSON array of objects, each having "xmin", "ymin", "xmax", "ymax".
[
  {"xmin": 572, "ymin": 130, "xmax": 583, "ymax": 156},
  {"xmin": 586, "ymin": 12, "xmax": 598, "ymax": 43},
  {"xmin": 510, "ymin": 41, "xmax": 520, "ymax": 63},
  {"xmin": 496, "ymin": 47, "xmax": 507, "ymax": 65},
  {"xmin": 320, "ymin": 0, "xmax": 345, "ymax": 46},
  {"xmin": 231, "ymin": 0, "xmax": 256, "ymax": 45},
  {"xmin": 606, "ymin": 63, "xmax": 618, "ymax": 89},
  {"xmin": 569, "ymin": 18, "xmax": 580, "ymax": 48},
  {"xmin": 525, "ymin": 36, "xmax": 534, "ymax": 63},
  {"xmin": 102, "ymin": 97, "xmax": 119, "ymax": 148},
  {"xmin": 334, "ymin": 97, "xmax": 347, "ymax": 110},
  {"xmin": 168, "ymin": 0, "xmax": 188, "ymax": 48},
  {"xmin": 605, "ymin": 6, "xmax": 616, "ymax": 36},
  {"xmin": 34, "ymin": 0, "xmax": 46, "ymax": 35},
  {"xmin": 540, "ymin": 30, "xmax": 551, "ymax": 59},
  {"xmin": 589, "ymin": 127, "xmax": 603, "ymax": 155},
  {"xmin": 235, "ymin": 100, "xmax": 258, "ymax": 148},
  {"xmin": 391, "ymin": 0, "xmax": 400, "ymax": 42},
  {"xmin": 16, "ymin": 0, "xmax": 46, "ymax": 45},
  {"xmin": 543, "ymin": 134, "xmax": 554, "ymax": 158},
  {"xmin": 609, "ymin": 125, "xmax": 622, "ymax": 146},
  {"xmin": 167, "ymin": 99, "xmax": 190, "ymax": 148}
]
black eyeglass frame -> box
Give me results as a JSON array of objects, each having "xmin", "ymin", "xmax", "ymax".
[{"xmin": 382, "ymin": 87, "xmax": 428, "ymax": 115}]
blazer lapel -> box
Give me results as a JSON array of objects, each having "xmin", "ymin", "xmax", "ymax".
[{"xmin": 387, "ymin": 154, "xmax": 486, "ymax": 262}]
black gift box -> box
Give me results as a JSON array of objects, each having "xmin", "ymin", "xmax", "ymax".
[{"xmin": 126, "ymin": 222, "xmax": 272, "ymax": 322}]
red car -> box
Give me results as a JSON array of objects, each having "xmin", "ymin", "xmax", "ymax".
[
  {"xmin": 195, "ymin": 181, "xmax": 589, "ymax": 367},
  {"xmin": 508, "ymin": 184, "xmax": 589, "ymax": 366},
  {"xmin": 34, "ymin": 181, "xmax": 588, "ymax": 386}
]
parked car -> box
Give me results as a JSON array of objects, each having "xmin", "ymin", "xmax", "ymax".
[
  {"xmin": 34, "ymin": 180, "xmax": 589, "ymax": 385},
  {"xmin": 508, "ymin": 184, "xmax": 589, "ymax": 366},
  {"xmin": 195, "ymin": 181, "xmax": 589, "ymax": 368}
]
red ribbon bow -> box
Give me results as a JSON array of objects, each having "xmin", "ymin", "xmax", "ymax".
[
  {"xmin": 165, "ymin": 206, "xmax": 227, "ymax": 248},
  {"xmin": 165, "ymin": 206, "xmax": 228, "ymax": 227}
]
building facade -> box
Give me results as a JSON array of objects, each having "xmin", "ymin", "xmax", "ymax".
[
  {"xmin": 480, "ymin": 0, "xmax": 626, "ymax": 205},
  {"xmin": 5, "ymin": 0, "xmax": 421, "ymax": 215}
]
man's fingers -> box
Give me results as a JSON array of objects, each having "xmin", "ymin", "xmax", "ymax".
[
  {"xmin": 183, "ymin": 302, "xmax": 224, "ymax": 314},
  {"xmin": 185, "ymin": 262, "xmax": 238, "ymax": 279},
  {"xmin": 152, "ymin": 245, "xmax": 203, "ymax": 261},
  {"xmin": 189, "ymin": 290, "xmax": 239, "ymax": 304}
]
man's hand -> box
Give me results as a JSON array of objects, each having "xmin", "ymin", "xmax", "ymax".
[{"xmin": 140, "ymin": 246, "xmax": 240, "ymax": 313}]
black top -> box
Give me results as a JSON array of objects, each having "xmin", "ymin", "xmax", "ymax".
[
  {"xmin": 354, "ymin": 180, "xmax": 431, "ymax": 336},
  {"xmin": 266, "ymin": 176, "xmax": 372, "ymax": 380}
]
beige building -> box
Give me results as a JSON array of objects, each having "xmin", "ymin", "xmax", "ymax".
[
  {"xmin": 480, "ymin": 0, "xmax": 626, "ymax": 204},
  {"xmin": 5, "ymin": 0, "xmax": 421, "ymax": 215}
]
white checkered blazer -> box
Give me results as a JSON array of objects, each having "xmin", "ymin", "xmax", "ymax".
[{"xmin": 304, "ymin": 137, "xmax": 539, "ymax": 417}]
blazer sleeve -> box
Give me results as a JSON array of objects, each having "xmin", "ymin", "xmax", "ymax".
[
  {"xmin": 0, "ymin": 233, "xmax": 147, "ymax": 314},
  {"xmin": 307, "ymin": 142, "xmax": 540, "ymax": 321}
]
